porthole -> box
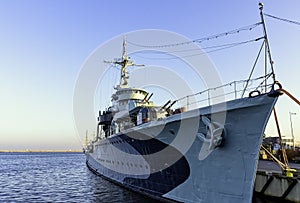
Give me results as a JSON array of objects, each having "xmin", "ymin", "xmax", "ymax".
[{"xmin": 169, "ymin": 129, "xmax": 175, "ymax": 135}]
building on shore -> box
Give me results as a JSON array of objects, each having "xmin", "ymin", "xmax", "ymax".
[{"xmin": 260, "ymin": 136, "xmax": 300, "ymax": 162}]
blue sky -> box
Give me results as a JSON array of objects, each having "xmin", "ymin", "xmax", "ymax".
[{"xmin": 1, "ymin": 0, "xmax": 300, "ymax": 150}]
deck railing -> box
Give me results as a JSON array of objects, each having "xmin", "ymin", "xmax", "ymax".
[{"xmin": 176, "ymin": 74, "xmax": 273, "ymax": 111}]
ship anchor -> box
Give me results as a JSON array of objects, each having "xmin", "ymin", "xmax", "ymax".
[{"xmin": 197, "ymin": 116, "xmax": 225, "ymax": 160}]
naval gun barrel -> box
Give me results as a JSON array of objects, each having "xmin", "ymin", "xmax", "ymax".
[
  {"xmin": 143, "ymin": 93, "xmax": 149, "ymax": 102},
  {"xmin": 161, "ymin": 100, "xmax": 171, "ymax": 109},
  {"xmin": 165, "ymin": 101, "xmax": 177, "ymax": 111},
  {"xmin": 146, "ymin": 93, "xmax": 153, "ymax": 102}
]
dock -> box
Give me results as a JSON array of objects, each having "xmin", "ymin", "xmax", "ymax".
[{"xmin": 255, "ymin": 160, "xmax": 300, "ymax": 202}]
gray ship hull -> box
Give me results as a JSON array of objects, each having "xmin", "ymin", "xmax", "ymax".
[{"xmin": 86, "ymin": 93, "xmax": 278, "ymax": 203}]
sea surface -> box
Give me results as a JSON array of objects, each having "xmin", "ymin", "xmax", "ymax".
[{"xmin": 0, "ymin": 152, "xmax": 281, "ymax": 203}]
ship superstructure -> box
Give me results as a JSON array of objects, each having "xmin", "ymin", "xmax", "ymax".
[{"xmin": 97, "ymin": 39, "xmax": 174, "ymax": 140}]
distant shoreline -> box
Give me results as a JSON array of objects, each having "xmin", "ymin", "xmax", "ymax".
[{"xmin": 0, "ymin": 150, "xmax": 83, "ymax": 153}]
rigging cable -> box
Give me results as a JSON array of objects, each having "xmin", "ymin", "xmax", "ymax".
[
  {"xmin": 264, "ymin": 13, "xmax": 300, "ymax": 26},
  {"xmin": 128, "ymin": 37, "xmax": 264, "ymax": 60},
  {"xmin": 127, "ymin": 22, "xmax": 262, "ymax": 48},
  {"xmin": 241, "ymin": 40, "xmax": 265, "ymax": 97}
]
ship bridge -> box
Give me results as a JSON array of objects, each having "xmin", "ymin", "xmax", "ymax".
[
  {"xmin": 114, "ymin": 88, "xmax": 148, "ymax": 102},
  {"xmin": 111, "ymin": 86, "xmax": 155, "ymax": 112}
]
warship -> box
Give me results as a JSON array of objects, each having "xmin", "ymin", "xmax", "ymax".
[{"xmin": 85, "ymin": 4, "xmax": 282, "ymax": 202}]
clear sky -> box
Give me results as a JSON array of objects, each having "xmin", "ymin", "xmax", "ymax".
[{"xmin": 1, "ymin": 0, "xmax": 300, "ymax": 150}]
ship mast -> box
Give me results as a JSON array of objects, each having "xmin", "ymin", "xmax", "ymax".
[
  {"xmin": 259, "ymin": 2, "xmax": 276, "ymax": 83},
  {"xmin": 104, "ymin": 37, "xmax": 144, "ymax": 88},
  {"xmin": 109, "ymin": 37, "xmax": 144, "ymax": 87},
  {"xmin": 118, "ymin": 38, "xmax": 131, "ymax": 86}
]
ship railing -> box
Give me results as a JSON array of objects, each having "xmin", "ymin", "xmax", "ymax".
[{"xmin": 175, "ymin": 74, "xmax": 274, "ymax": 111}]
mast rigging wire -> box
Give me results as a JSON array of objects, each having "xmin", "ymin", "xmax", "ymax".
[
  {"xmin": 241, "ymin": 41, "xmax": 265, "ymax": 97},
  {"xmin": 128, "ymin": 37, "xmax": 264, "ymax": 60},
  {"xmin": 264, "ymin": 13, "xmax": 300, "ymax": 26},
  {"xmin": 127, "ymin": 22, "xmax": 262, "ymax": 48}
]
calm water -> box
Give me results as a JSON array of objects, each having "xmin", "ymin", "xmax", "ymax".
[{"xmin": 0, "ymin": 152, "xmax": 279, "ymax": 203}]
